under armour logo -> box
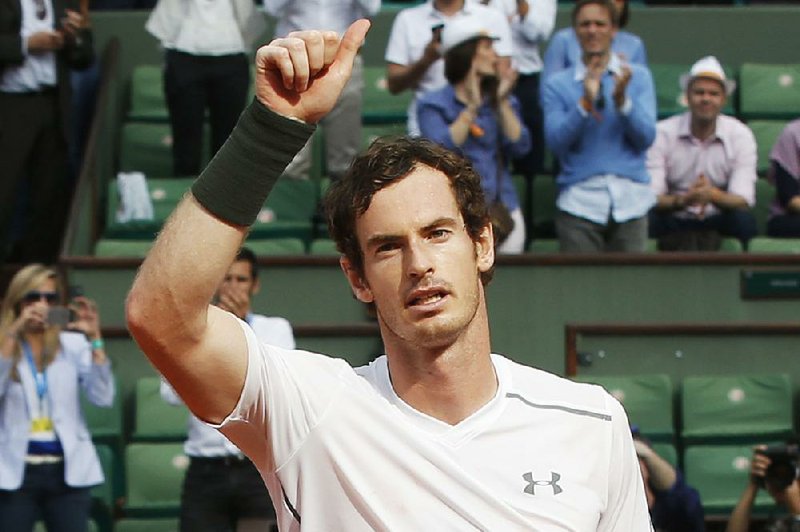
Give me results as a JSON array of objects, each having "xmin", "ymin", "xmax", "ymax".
[{"xmin": 523, "ymin": 471, "xmax": 563, "ymax": 495}]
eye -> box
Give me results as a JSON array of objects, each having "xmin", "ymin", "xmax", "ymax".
[
  {"xmin": 429, "ymin": 228, "xmax": 451, "ymax": 241},
  {"xmin": 376, "ymin": 242, "xmax": 399, "ymax": 254}
]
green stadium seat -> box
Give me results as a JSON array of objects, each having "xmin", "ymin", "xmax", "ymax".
[
  {"xmin": 748, "ymin": 120, "xmax": 788, "ymax": 176},
  {"xmin": 249, "ymin": 177, "xmax": 318, "ymax": 243},
  {"xmin": 105, "ymin": 178, "xmax": 194, "ymax": 239},
  {"xmin": 361, "ymin": 122, "xmax": 407, "ymax": 150},
  {"xmin": 132, "ymin": 377, "xmax": 189, "ymax": 442},
  {"xmin": 34, "ymin": 520, "xmax": 98, "ymax": 532},
  {"xmin": 720, "ymin": 238, "xmax": 744, "ymax": 253},
  {"xmin": 309, "ymin": 238, "xmax": 340, "ymax": 256},
  {"xmin": 739, "ymin": 63, "xmax": 800, "ymax": 120},
  {"xmin": 526, "ymin": 239, "xmax": 559, "ymax": 253},
  {"xmin": 753, "ymin": 178, "xmax": 774, "ymax": 236},
  {"xmin": 81, "ymin": 378, "xmax": 122, "ymax": 444},
  {"xmin": 124, "ymin": 442, "xmax": 187, "ymax": 517},
  {"xmin": 650, "ymin": 63, "xmax": 736, "ymax": 119},
  {"xmin": 530, "ymin": 175, "xmax": 557, "ymax": 239},
  {"xmin": 94, "ymin": 239, "xmax": 153, "ymax": 258},
  {"xmin": 128, "ymin": 65, "xmax": 167, "ymax": 122},
  {"xmin": 246, "ymin": 237, "xmax": 307, "ymax": 256},
  {"xmin": 748, "ymin": 237, "xmax": 800, "ymax": 254},
  {"xmin": 91, "ymin": 444, "xmax": 115, "ymax": 510},
  {"xmin": 115, "ymin": 518, "xmax": 179, "ymax": 532},
  {"xmin": 684, "ymin": 444, "xmax": 778, "ymax": 514},
  {"xmin": 361, "ymin": 65, "xmax": 412, "ymax": 124},
  {"xmin": 119, "ymin": 123, "xmax": 211, "ymax": 179},
  {"xmin": 576, "ymin": 374, "xmax": 674, "ymax": 442},
  {"xmin": 681, "ymin": 374, "xmax": 793, "ymax": 443}
]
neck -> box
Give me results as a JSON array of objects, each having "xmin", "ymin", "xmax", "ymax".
[
  {"xmin": 21, "ymin": 331, "xmax": 44, "ymax": 363},
  {"xmin": 434, "ymin": 0, "xmax": 465, "ymax": 16},
  {"xmin": 582, "ymin": 51, "xmax": 611, "ymax": 70},
  {"xmin": 382, "ymin": 296, "xmax": 496, "ymax": 426},
  {"xmin": 690, "ymin": 115, "xmax": 717, "ymax": 141}
]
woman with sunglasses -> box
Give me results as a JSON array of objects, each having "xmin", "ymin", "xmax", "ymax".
[{"xmin": 0, "ymin": 264, "xmax": 114, "ymax": 532}]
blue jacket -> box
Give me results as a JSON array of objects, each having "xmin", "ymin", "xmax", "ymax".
[
  {"xmin": 0, "ymin": 331, "xmax": 114, "ymax": 490},
  {"xmin": 542, "ymin": 58, "xmax": 656, "ymax": 191},
  {"xmin": 417, "ymin": 85, "xmax": 531, "ymax": 211}
]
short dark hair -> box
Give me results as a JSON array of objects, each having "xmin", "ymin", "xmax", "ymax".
[
  {"xmin": 235, "ymin": 247, "xmax": 258, "ymax": 280},
  {"xmin": 324, "ymin": 136, "xmax": 494, "ymax": 286},
  {"xmin": 444, "ymin": 38, "xmax": 481, "ymax": 85},
  {"xmin": 571, "ymin": 0, "xmax": 618, "ymax": 27}
]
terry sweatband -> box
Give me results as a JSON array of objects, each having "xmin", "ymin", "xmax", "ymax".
[{"xmin": 191, "ymin": 98, "xmax": 316, "ymax": 227}]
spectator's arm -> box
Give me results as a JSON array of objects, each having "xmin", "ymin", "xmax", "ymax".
[
  {"xmin": 772, "ymin": 162, "xmax": 800, "ymax": 213},
  {"xmin": 725, "ymin": 481, "xmax": 759, "ymax": 532},
  {"xmin": 541, "ymin": 29, "xmax": 569, "ymax": 81},
  {"xmin": 417, "ymin": 99, "xmax": 463, "ymax": 150},
  {"xmin": 720, "ymin": 126, "xmax": 757, "ymax": 210},
  {"xmin": 618, "ymin": 67, "xmax": 656, "ymax": 152},
  {"xmin": 500, "ymin": 96, "xmax": 531, "ymax": 158},
  {"xmin": 356, "ymin": 0, "xmax": 381, "ymax": 17},
  {"xmin": 384, "ymin": 13, "xmax": 439, "ymax": 95},
  {"xmin": 629, "ymin": 34, "xmax": 648, "ymax": 66},
  {"xmin": 635, "ymin": 440, "xmax": 676, "ymax": 491},
  {"xmin": 542, "ymin": 76, "xmax": 589, "ymax": 156},
  {"xmin": 515, "ymin": 0, "xmax": 557, "ymax": 44},
  {"xmin": 386, "ymin": 57, "xmax": 437, "ymax": 95}
]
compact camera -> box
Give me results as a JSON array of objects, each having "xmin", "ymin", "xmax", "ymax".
[{"xmin": 756, "ymin": 443, "xmax": 800, "ymax": 490}]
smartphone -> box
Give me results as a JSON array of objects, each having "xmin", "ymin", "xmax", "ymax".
[
  {"xmin": 46, "ymin": 306, "xmax": 73, "ymax": 327},
  {"xmin": 431, "ymin": 23, "xmax": 444, "ymax": 43}
]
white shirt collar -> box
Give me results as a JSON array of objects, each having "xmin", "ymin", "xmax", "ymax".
[{"xmin": 574, "ymin": 53, "xmax": 624, "ymax": 81}]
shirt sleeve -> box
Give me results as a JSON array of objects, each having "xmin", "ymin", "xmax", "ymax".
[
  {"xmin": 216, "ymin": 319, "xmax": 350, "ymax": 472},
  {"xmin": 647, "ymin": 123, "xmax": 669, "ymax": 196},
  {"xmin": 597, "ymin": 396, "xmax": 654, "ymax": 532},
  {"xmin": 725, "ymin": 124, "xmax": 757, "ymax": 206},
  {"xmin": 384, "ymin": 11, "xmax": 412, "ymax": 66},
  {"xmin": 515, "ymin": 0, "xmax": 557, "ymax": 44}
]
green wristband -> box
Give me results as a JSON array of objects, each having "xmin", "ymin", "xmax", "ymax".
[
  {"xmin": 191, "ymin": 98, "xmax": 316, "ymax": 227},
  {"xmin": 91, "ymin": 338, "xmax": 105, "ymax": 351}
]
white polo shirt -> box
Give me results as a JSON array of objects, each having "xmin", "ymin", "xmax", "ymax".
[
  {"xmin": 218, "ymin": 320, "xmax": 653, "ymax": 531},
  {"xmin": 384, "ymin": 0, "xmax": 513, "ymax": 136}
]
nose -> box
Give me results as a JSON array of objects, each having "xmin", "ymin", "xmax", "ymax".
[{"xmin": 405, "ymin": 238, "xmax": 435, "ymax": 279}]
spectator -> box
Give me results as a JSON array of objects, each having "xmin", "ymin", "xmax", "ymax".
[
  {"xmin": 146, "ymin": 0, "xmax": 266, "ymax": 176},
  {"xmin": 264, "ymin": 0, "xmax": 380, "ymax": 181},
  {"xmin": 482, "ymin": 0, "xmax": 557, "ymax": 178},
  {"xmin": 633, "ymin": 431, "xmax": 705, "ymax": 532},
  {"xmin": 647, "ymin": 56, "xmax": 757, "ymax": 251},
  {"xmin": 726, "ymin": 445, "xmax": 800, "ymax": 532},
  {"xmin": 417, "ymin": 17, "xmax": 531, "ymax": 253},
  {"xmin": 542, "ymin": 0, "xmax": 656, "ymax": 253},
  {"xmin": 0, "ymin": 264, "xmax": 114, "ymax": 532},
  {"xmin": 0, "ymin": 0, "xmax": 93, "ymax": 264},
  {"xmin": 384, "ymin": 0, "xmax": 512, "ymax": 136},
  {"xmin": 542, "ymin": 0, "xmax": 646, "ymax": 82},
  {"xmin": 161, "ymin": 247, "xmax": 295, "ymax": 532},
  {"xmin": 766, "ymin": 118, "xmax": 800, "ymax": 238}
]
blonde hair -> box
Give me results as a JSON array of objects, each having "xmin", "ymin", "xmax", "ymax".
[{"xmin": 0, "ymin": 264, "xmax": 63, "ymax": 381}]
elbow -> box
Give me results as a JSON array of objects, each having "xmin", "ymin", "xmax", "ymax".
[{"xmin": 125, "ymin": 285, "xmax": 150, "ymax": 344}]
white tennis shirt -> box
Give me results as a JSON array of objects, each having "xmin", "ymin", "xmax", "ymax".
[{"xmin": 217, "ymin": 320, "xmax": 652, "ymax": 531}]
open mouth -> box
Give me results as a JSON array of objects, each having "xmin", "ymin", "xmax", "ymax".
[{"xmin": 406, "ymin": 288, "xmax": 448, "ymax": 308}]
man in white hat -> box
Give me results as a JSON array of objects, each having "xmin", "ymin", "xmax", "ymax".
[{"xmin": 647, "ymin": 55, "xmax": 758, "ymax": 251}]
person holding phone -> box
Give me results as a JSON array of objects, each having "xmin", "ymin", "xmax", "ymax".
[{"xmin": 0, "ymin": 264, "xmax": 114, "ymax": 532}]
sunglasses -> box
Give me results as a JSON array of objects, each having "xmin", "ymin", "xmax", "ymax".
[{"xmin": 22, "ymin": 291, "xmax": 59, "ymax": 305}]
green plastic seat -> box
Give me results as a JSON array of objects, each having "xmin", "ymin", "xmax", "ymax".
[
  {"xmin": 94, "ymin": 239, "xmax": 153, "ymax": 258},
  {"xmin": 34, "ymin": 520, "xmax": 98, "ymax": 532},
  {"xmin": 740, "ymin": 64, "xmax": 800, "ymax": 120},
  {"xmin": 128, "ymin": 65, "xmax": 168, "ymax": 122},
  {"xmin": 526, "ymin": 239, "xmax": 559, "ymax": 253},
  {"xmin": 681, "ymin": 374, "xmax": 793, "ymax": 443},
  {"xmin": 530, "ymin": 175, "xmax": 557, "ymax": 239},
  {"xmin": 719, "ymin": 238, "xmax": 743, "ymax": 253},
  {"xmin": 105, "ymin": 177, "xmax": 194, "ymax": 239},
  {"xmin": 576, "ymin": 374, "xmax": 674, "ymax": 442},
  {"xmin": 249, "ymin": 177, "xmax": 318, "ymax": 243},
  {"xmin": 684, "ymin": 444, "xmax": 779, "ymax": 514},
  {"xmin": 115, "ymin": 518, "xmax": 180, "ymax": 532},
  {"xmin": 361, "ymin": 122, "xmax": 407, "ymax": 150},
  {"xmin": 748, "ymin": 237, "xmax": 800, "ymax": 254},
  {"xmin": 748, "ymin": 120, "xmax": 788, "ymax": 176},
  {"xmin": 124, "ymin": 442, "xmax": 188, "ymax": 517},
  {"xmin": 309, "ymin": 238, "xmax": 340, "ymax": 256},
  {"xmin": 91, "ymin": 444, "xmax": 115, "ymax": 509},
  {"xmin": 119, "ymin": 123, "xmax": 211, "ymax": 179},
  {"xmin": 81, "ymin": 378, "xmax": 122, "ymax": 444},
  {"xmin": 132, "ymin": 378, "xmax": 189, "ymax": 442},
  {"xmin": 246, "ymin": 238, "xmax": 307, "ymax": 256},
  {"xmin": 361, "ymin": 65, "xmax": 411, "ymax": 124}
]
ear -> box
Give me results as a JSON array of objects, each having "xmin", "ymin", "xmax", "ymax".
[
  {"xmin": 475, "ymin": 223, "xmax": 495, "ymax": 274},
  {"xmin": 250, "ymin": 278, "xmax": 261, "ymax": 296},
  {"xmin": 340, "ymin": 256, "xmax": 374, "ymax": 303}
]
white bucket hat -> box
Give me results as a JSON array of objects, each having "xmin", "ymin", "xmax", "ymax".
[
  {"xmin": 679, "ymin": 55, "xmax": 737, "ymax": 95},
  {"xmin": 440, "ymin": 17, "xmax": 499, "ymax": 55}
]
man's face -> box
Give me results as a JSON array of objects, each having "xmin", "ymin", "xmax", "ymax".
[
  {"xmin": 687, "ymin": 77, "xmax": 726, "ymax": 124},
  {"xmin": 215, "ymin": 259, "xmax": 258, "ymax": 319},
  {"xmin": 343, "ymin": 166, "xmax": 494, "ymax": 350},
  {"xmin": 575, "ymin": 4, "xmax": 616, "ymax": 58}
]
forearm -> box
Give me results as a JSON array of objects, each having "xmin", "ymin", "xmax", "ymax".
[
  {"xmin": 711, "ymin": 188, "xmax": 748, "ymax": 210},
  {"xmin": 656, "ymin": 193, "xmax": 685, "ymax": 212},
  {"xmin": 448, "ymin": 108, "xmax": 476, "ymax": 147},
  {"xmin": 726, "ymin": 483, "xmax": 759, "ymax": 532},
  {"xmin": 789, "ymin": 196, "xmax": 800, "ymax": 213},
  {"xmin": 497, "ymin": 99, "xmax": 522, "ymax": 142},
  {"xmin": 386, "ymin": 59, "xmax": 435, "ymax": 94}
]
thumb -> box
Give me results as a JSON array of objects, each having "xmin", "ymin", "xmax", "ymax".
[{"xmin": 334, "ymin": 19, "xmax": 370, "ymax": 70}]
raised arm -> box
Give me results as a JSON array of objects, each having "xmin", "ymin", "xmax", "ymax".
[{"xmin": 126, "ymin": 21, "xmax": 370, "ymax": 425}]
